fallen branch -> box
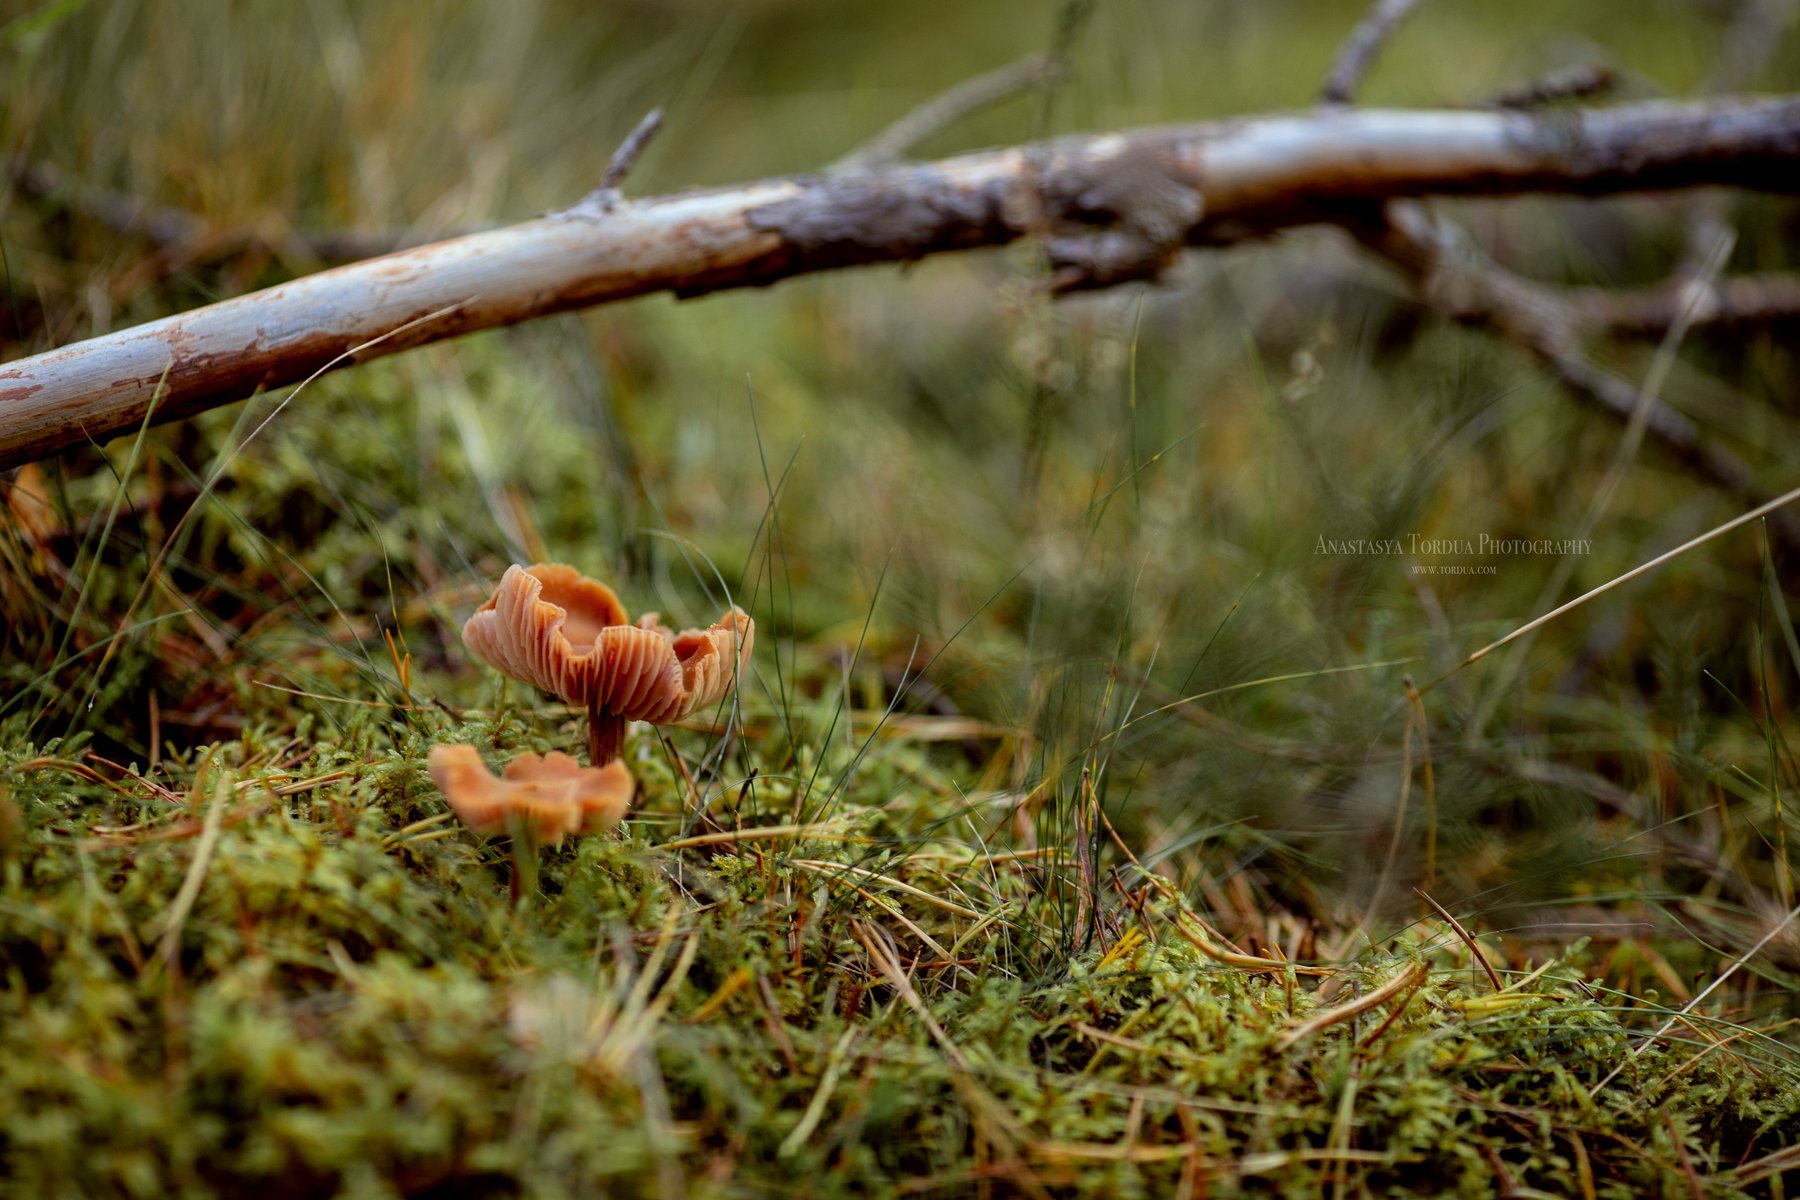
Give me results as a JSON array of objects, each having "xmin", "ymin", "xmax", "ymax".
[
  {"xmin": 1313, "ymin": 0, "xmax": 1800, "ymax": 548},
  {"xmin": 3, "ymin": 95, "xmax": 1800, "ymax": 469}
]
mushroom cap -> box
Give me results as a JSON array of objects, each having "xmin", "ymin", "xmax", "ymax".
[
  {"xmin": 462, "ymin": 563, "xmax": 754, "ymax": 723},
  {"xmin": 428, "ymin": 744, "xmax": 635, "ymax": 843}
]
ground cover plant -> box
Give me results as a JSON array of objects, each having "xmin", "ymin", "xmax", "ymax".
[{"xmin": 3, "ymin": 0, "xmax": 1800, "ymax": 1195}]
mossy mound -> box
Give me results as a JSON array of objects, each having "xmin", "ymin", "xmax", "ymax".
[{"xmin": 5, "ymin": 722, "xmax": 1796, "ymax": 1198}]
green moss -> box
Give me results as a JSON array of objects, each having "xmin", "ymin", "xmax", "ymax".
[{"xmin": 3, "ymin": 713, "xmax": 1796, "ymax": 1196}]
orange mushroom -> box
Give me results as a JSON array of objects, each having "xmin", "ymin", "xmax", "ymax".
[
  {"xmin": 461, "ymin": 563, "xmax": 753, "ymax": 766},
  {"xmin": 427, "ymin": 744, "xmax": 635, "ymax": 843}
]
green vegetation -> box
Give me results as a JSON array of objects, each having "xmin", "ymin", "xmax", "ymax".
[{"xmin": 4, "ymin": 1, "xmax": 1799, "ymax": 1195}]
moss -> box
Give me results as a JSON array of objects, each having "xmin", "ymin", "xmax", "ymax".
[{"xmin": 2, "ymin": 711, "xmax": 1796, "ymax": 1197}]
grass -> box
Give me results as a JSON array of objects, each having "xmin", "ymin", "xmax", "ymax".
[{"xmin": 4, "ymin": 0, "xmax": 1800, "ymax": 1195}]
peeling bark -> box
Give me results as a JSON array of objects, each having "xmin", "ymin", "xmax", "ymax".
[{"xmin": 2, "ymin": 97, "xmax": 1799, "ymax": 469}]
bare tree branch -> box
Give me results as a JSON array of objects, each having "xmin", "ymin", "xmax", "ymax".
[
  {"xmin": 1321, "ymin": 0, "xmax": 1427, "ymax": 105},
  {"xmin": 1572, "ymin": 271, "xmax": 1800, "ymax": 335},
  {"xmin": 1346, "ymin": 201, "xmax": 1800, "ymax": 544},
  {"xmin": 832, "ymin": 53, "xmax": 1066, "ymax": 171},
  {"xmin": 3, "ymin": 95, "xmax": 1800, "ymax": 469}
]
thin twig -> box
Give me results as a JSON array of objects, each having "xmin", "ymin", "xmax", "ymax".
[
  {"xmin": 1414, "ymin": 888, "xmax": 1502, "ymax": 991},
  {"xmin": 834, "ymin": 53, "xmax": 1065, "ymax": 171},
  {"xmin": 1276, "ymin": 961, "xmax": 1427, "ymax": 1051},
  {"xmin": 1321, "ymin": 0, "xmax": 1427, "ymax": 105},
  {"xmin": 554, "ymin": 108, "xmax": 668, "ymax": 221},
  {"xmin": 600, "ymin": 108, "xmax": 666, "ymax": 193},
  {"xmin": 1570, "ymin": 271, "xmax": 1800, "ymax": 337},
  {"xmin": 1486, "ymin": 63, "xmax": 1615, "ymax": 110}
]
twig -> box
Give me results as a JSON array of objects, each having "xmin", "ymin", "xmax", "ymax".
[
  {"xmin": 1276, "ymin": 961, "xmax": 1427, "ymax": 1051},
  {"xmin": 1414, "ymin": 888, "xmax": 1502, "ymax": 992},
  {"xmin": 9, "ymin": 156, "xmax": 207, "ymax": 248},
  {"xmin": 1570, "ymin": 271, "xmax": 1800, "ymax": 337},
  {"xmin": 833, "ymin": 53, "xmax": 1065, "ymax": 171},
  {"xmin": 1320, "ymin": 0, "xmax": 1427, "ymax": 105},
  {"xmin": 601, "ymin": 108, "xmax": 666, "ymax": 193},
  {"xmin": 1486, "ymin": 63, "xmax": 1615, "ymax": 110},
  {"xmin": 553, "ymin": 108, "xmax": 667, "ymax": 221}
]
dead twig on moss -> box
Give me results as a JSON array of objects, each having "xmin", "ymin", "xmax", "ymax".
[{"xmin": 1276, "ymin": 961, "xmax": 1427, "ymax": 1051}]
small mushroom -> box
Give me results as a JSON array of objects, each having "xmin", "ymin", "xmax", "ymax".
[
  {"xmin": 428, "ymin": 743, "xmax": 635, "ymax": 904},
  {"xmin": 462, "ymin": 563, "xmax": 753, "ymax": 766},
  {"xmin": 428, "ymin": 744, "xmax": 635, "ymax": 842}
]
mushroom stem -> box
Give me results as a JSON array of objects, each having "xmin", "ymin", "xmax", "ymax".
[
  {"xmin": 506, "ymin": 818, "xmax": 542, "ymax": 908},
  {"xmin": 587, "ymin": 698, "xmax": 628, "ymax": 766},
  {"xmin": 510, "ymin": 845, "xmax": 539, "ymax": 907}
]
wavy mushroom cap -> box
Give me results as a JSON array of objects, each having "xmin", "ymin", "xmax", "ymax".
[
  {"xmin": 428, "ymin": 744, "xmax": 635, "ymax": 842},
  {"xmin": 462, "ymin": 563, "xmax": 754, "ymax": 723}
]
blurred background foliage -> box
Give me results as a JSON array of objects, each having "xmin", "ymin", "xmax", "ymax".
[{"xmin": 3, "ymin": 0, "xmax": 1799, "ymax": 965}]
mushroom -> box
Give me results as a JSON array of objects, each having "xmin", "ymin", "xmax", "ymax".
[
  {"xmin": 427, "ymin": 743, "xmax": 635, "ymax": 903},
  {"xmin": 461, "ymin": 563, "xmax": 753, "ymax": 766},
  {"xmin": 427, "ymin": 744, "xmax": 635, "ymax": 842}
]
